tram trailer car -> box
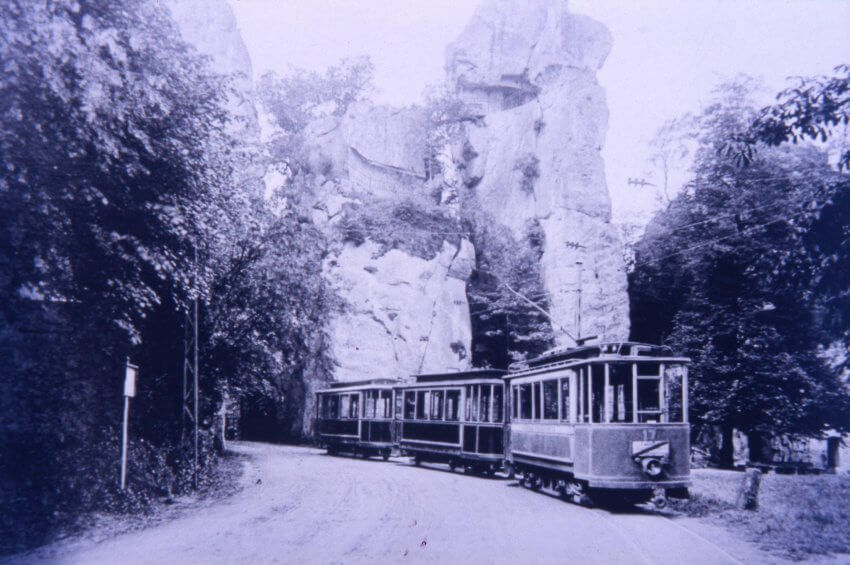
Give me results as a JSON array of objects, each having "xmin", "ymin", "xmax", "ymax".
[
  {"xmin": 395, "ymin": 369, "xmax": 506, "ymax": 475},
  {"xmin": 504, "ymin": 342, "xmax": 691, "ymax": 507},
  {"xmin": 315, "ymin": 379, "xmax": 398, "ymax": 460}
]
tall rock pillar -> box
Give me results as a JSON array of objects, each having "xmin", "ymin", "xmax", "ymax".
[{"xmin": 446, "ymin": 0, "xmax": 629, "ymax": 344}]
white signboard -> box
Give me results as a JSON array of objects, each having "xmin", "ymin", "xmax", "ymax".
[{"xmin": 124, "ymin": 363, "xmax": 138, "ymax": 398}]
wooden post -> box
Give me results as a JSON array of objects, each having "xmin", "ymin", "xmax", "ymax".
[{"xmin": 736, "ymin": 467, "xmax": 762, "ymax": 511}]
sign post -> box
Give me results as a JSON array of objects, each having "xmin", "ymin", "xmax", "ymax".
[{"xmin": 121, "ymin": 358, "xmax": 138, "ymax": 491}]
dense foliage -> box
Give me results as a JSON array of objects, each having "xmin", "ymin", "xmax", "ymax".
[
  {"xmin": 465, "ymin": 215, "xmax": 554, "ymax": 368},
  {"xmin": 728, "ymin": 64, "xmax": 850, "ymax": 170},
  {"xmin": 0, "ymin": 0, "xmax": 329, "ymax": 551},
  {"xmin": 630, "ymin": 78, "xmax": 850, "ymax": 466}
]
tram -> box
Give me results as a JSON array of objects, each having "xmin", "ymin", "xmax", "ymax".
[
  {"xmin": 315, "ymin": 379, "xmax": 397, "ymax": 460},
  {"xmin": 395, "ymin": 369, "xmax": 506, "ymax": 475},
  {"xmin": 504, "ymin": 341, "xmax": 690, "ymax": 506}
]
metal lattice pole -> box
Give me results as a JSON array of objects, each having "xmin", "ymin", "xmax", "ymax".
[{"xmin": 181, "ymin": 245, "xmax": 199, "ymax": 490}]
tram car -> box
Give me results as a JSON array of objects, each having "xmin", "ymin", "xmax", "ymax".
[
  {"xmin": 395, "ymin": 369, "xmax": 506, "ymax": 475},
  {"xmin": 315, "ymin": 379, "xmax": 397, "ymax": 460},
  {"xmin": 504, "ymin": 341, "xmax": 691, "ymax": 506}
]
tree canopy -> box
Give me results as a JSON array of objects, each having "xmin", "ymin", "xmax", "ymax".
[
  {"xmin": 629, "ymin": 77, "xmax": 850, "ymax": 466},
  {"xmin": 0, "ymin": 0, "xmax": 330, "ymax": 551}
]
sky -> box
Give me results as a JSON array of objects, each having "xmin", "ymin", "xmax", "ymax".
[{"xmin": 229, "ymin": 0, "xmax": 850, "ymax": 224}]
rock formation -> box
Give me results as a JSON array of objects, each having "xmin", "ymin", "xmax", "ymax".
[
  {"xmin": 444, "ymin": 0, "xmax": 630, "ymax": 344},
  {"xmin": 170, "ymin": 0, "xmax": 629, "ymax": 432},
  {"xmin": 167, "ymin": 0, "xmax": 259, "ymax": 141},
  {"xmin": 167, "ymin": 0, "xmax": 263, "ymax": 198},
  {"xmin": 304, "ymin": 103, "xmax": 475, "ymax": 382}
]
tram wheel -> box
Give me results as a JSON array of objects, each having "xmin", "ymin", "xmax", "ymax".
[
  {"xmin": 382, "ymin": 452, "xmax": 390, "ymax": 461},
  {"xmin": 448, "ymin": 459, "xmax": 457, "ymax": 472},
  {"xmin": 412, "ymin": 456, "xmax": 421, "ymax": 466}
]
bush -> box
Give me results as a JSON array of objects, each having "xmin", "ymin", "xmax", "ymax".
[{"xmin": 337, "ymin": 197, "xmax": 464, "ymax": 260}]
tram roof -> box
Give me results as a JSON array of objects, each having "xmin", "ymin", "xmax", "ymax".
[
  {"xmin": 509, "ymin": 341, "xmax": 688, "ymax": 373},
  {"xmin": 318, "ymin": 378, "xmax": 399, "ymax": 393},
  {"xmin": 411, "ymin": 368, "xmax": 507, "ymax": 383}
]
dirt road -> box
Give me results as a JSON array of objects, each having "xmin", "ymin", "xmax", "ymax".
[{"xmin": 18, "ymin": 442, "xmax": 786, "ymax": 564}]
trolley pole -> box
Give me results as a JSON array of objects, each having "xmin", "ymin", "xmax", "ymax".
[
  {"xmin": 121, "ymin": 358, "xmax": 138, "ymax": 491},
  {"xmin": 575, "ymin": 261, "xmax": 583, "ymax": 340}
]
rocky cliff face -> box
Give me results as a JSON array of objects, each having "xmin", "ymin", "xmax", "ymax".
[
  {"xmin": 304, "ymin": 102, "xmax": 475, "ymax": 383},
  {"xmin": 445, "ymin": 0, "xmax": 629, "ymax": 344},
  {"xmin": 171, "ymin": 0, "xmax": 628, "ymax": 427},
  {"xmin": 167, "ymin": 0, "xmax": 261, "ymax": 189}
]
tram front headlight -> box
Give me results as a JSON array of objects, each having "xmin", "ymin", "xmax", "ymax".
[{"xmin": 640, "ymin": 457, "xmax": 664, "ymax": 477}]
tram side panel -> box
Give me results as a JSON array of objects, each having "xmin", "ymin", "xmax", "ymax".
[
  {"xmin": 395, "ymin": 372, "xmax": 506, "ymax": 473},
  {"xmin": 509, "ymin": 422, "xmax": 575, "ymax": 472}
]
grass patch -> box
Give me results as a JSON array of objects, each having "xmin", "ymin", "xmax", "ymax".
[{"xmin": 670, "ymin": 469, "xmax": 850, "ymax": 559}]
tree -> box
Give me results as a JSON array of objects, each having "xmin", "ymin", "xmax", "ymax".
[
  {"xmin": 630, "ymin": 78, "xmax": 850, "ymax": 467},
  {"xmin": 728, "ymin": 64, "xmax": 850, "ymax": 170},
  {"xmin": 738, "ymin": 64, "xmax": 850, "ymax": 360},
  {"xmin": 647, "ymin": 115, "xmax": 696, "ymax": 204},
  {"xmin": 0, "ymin": 0, "xmax": 331, "ymax": 550},
  {"xmin": 466, "ymin": 215, "xmax": 555, "ymax": 368},
  {"xmin": 257, "ymin": 57, "xmax": 374, "ymax": 181}
]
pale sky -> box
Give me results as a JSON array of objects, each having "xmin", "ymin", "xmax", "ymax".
[{"xmin": 230, "ymin": 0, "xmax": 850, "ymax": 224}]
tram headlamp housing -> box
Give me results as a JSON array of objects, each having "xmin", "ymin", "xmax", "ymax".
[
  {"xmin": 641, "ymin": 457, "xmax": 664, "ymax": 477},
  {"xmin": 631, "ymin": 440, "xmax": 670, "ymax": 478}
]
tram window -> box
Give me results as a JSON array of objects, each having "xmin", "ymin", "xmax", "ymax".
[
  {"xmin": 431, "ymin": 390, "xmax": 445, "ymax": 420},
  {"xmin": 532, "ymin": 382, "xmax": 541, "ymax": 420},
  {"xmin": 493, "ymin": 386, "xmax": 503, "ymax": 422},
  {"xmin": 579, "ymin": 368, "xmax": 589, "ymax": 423},
  {"xmin": 543, "ymin": 380, "xmax": 558, "ymax": 420},
  {"xmin": 609, "ymin": 364, "xmax": 633, "ymax": 422},
  {"xmin": 637, "ymin": 378, "xmax": 661, "ymax": 423},
  {"xmin": 417, "ymin": 391, "xmax": 429, "ymax": 420},
  {"xmin": 479, "ymin": 385, "xmax": 491, "ymax": 422},
  {"xmin": 560, "ymin": 376, "xmax": 572, "ymax": 422},
  {"xmin": 637, "ymin": 362, "xmax": 661, "ymax": 376},
  {"xmin": 591, "ymin": 365, "xmax": 605, "ymax": 423},
  {"xmin": 665, "ymin": 365, "xmax": 685, "ymax": 423},
  {"xmin": 340, "ymin": 395, "xmax": 351, "ymax": 419},
  {"xmin": 511, "ymin": 386, "xmax": 518, "ymax": 419},
  {"xmin": 350, "ymin": 394, "xmax": 360, "ymax": 418},
  {"xmin": 365, "ymin": 391, "xmax": 376, "ymax": 419},
  {"xmin": 404, "ymin": 391, "xmax": 416, "ymax": 419},
  {"xmin": 519, "ymin": 383, "xmax": 532, "ymax": 419},
  {"xmin": 396, "ymin": 391, "xmax": 404, "ymax": 418},
  {"xmin": 381, "ymin": 390, "xmax": 393, "ymax": 419},
  {"xmin": 329, "ymin": 395, "xmax": 339, "ymax": 419},
  {"xmin": 469, "ymin": 386, "xmax": 480, "ymax": 422},
  {"xmin": 446, "ymin": 390, "xmax": 460, "ymax": 421}
]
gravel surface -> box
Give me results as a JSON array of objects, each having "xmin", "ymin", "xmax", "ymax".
[{"xmin": 13, "ymin": 442, "xmax": 791, "ymax": 564}]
